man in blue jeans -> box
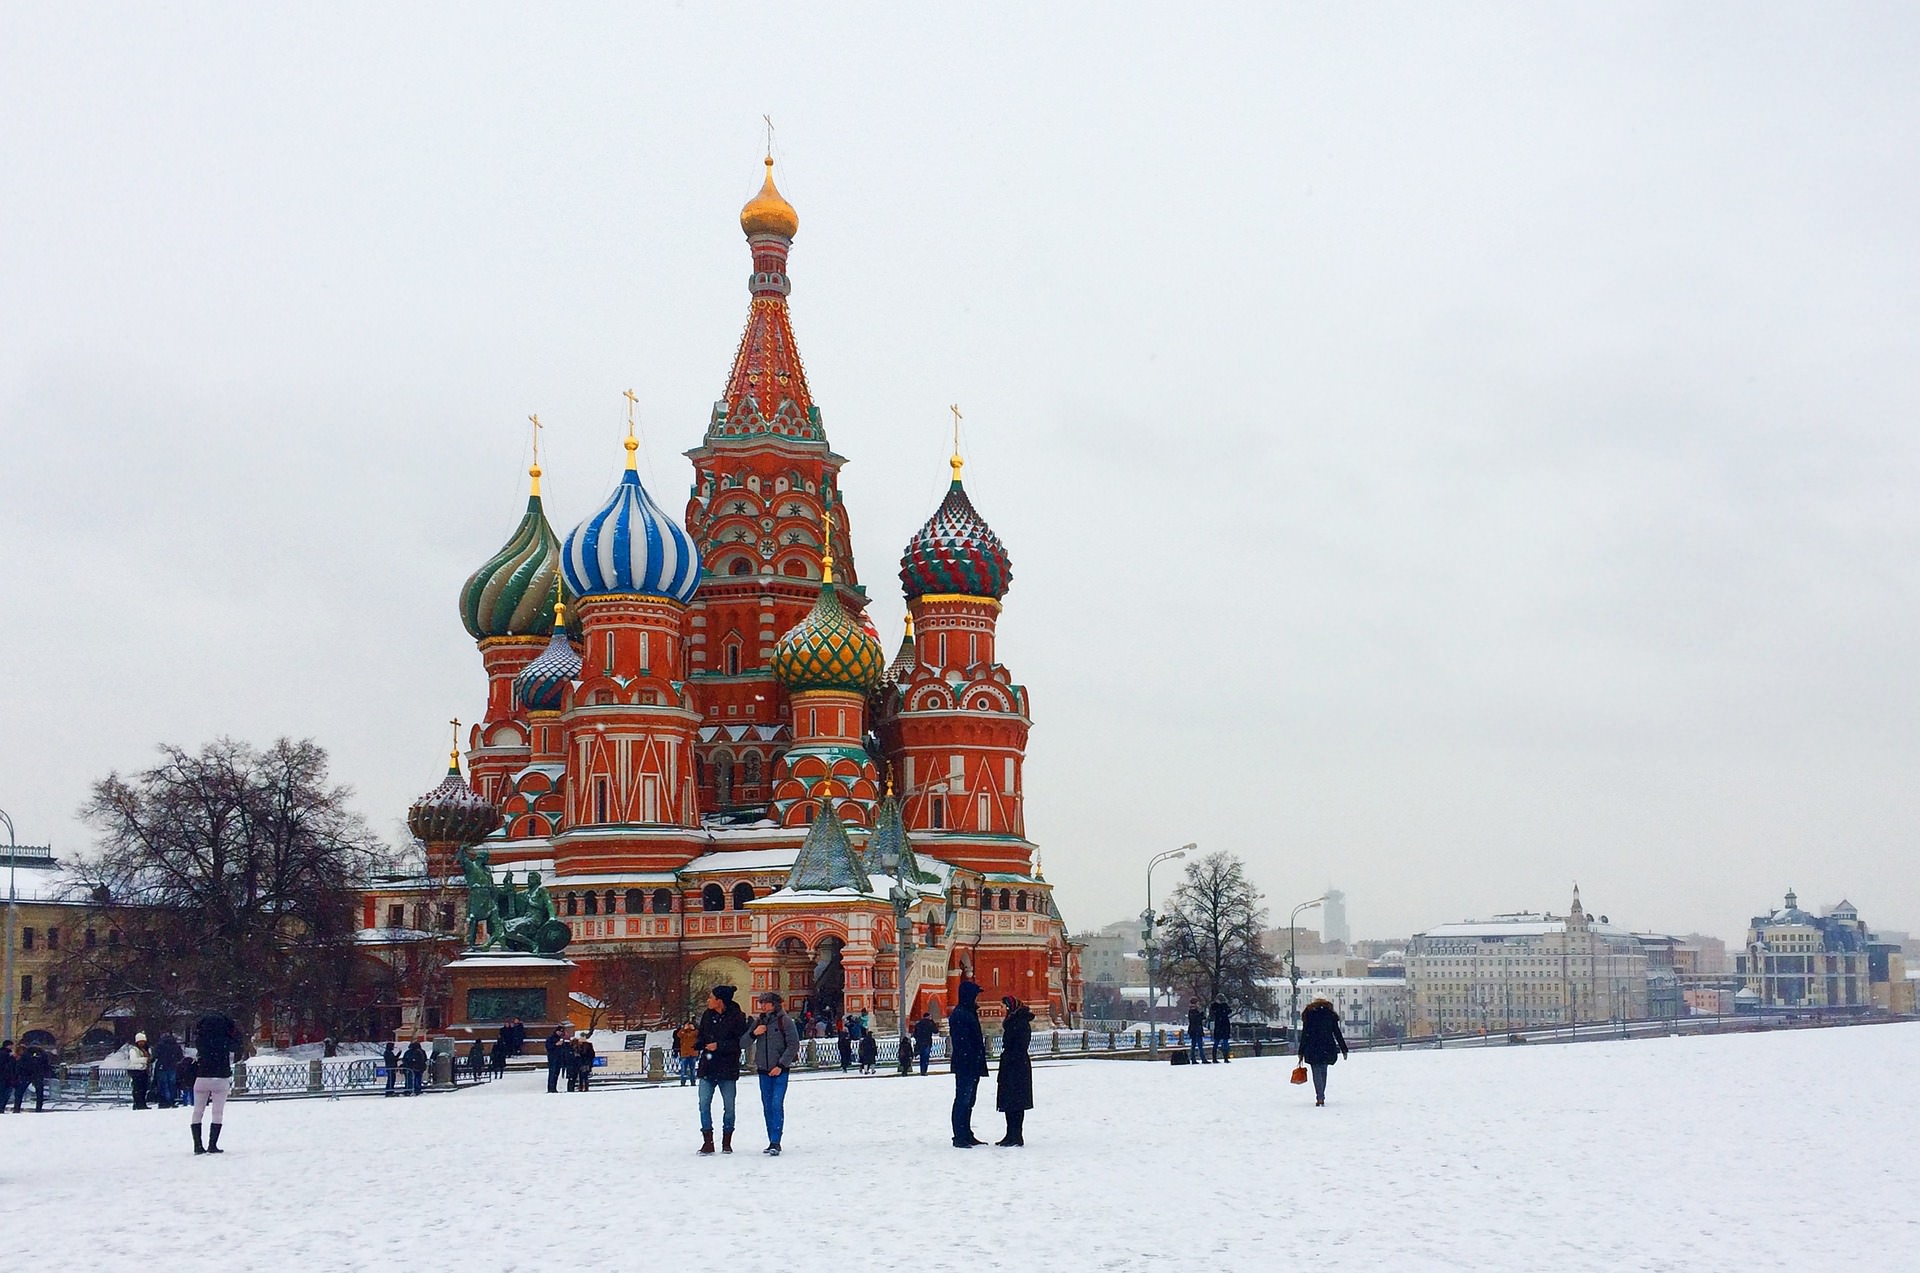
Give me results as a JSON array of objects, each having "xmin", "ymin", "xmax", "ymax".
[
  {"xmin": 696, "ymin": 985, "xmax": 748, "ymax": 1154},
  {"xmin": 744, "ymin": 990, "xmax": 800, "ymax": 1156},
  {"xmin": 911, "ymin": 1012, "xmax": 937, "ymax": 1076},
  {"xmin": 948, "ymin": 979, "xmax": 990, "ymax": 1147}
]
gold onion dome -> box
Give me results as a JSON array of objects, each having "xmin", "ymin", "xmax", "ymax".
[
  {"xmin": 773, "ymin": 580, "xmax": 885, "ymax": 695},
  {"xmin": 740, "ymin": 156, "xmax": 799, "ymax": 239}
]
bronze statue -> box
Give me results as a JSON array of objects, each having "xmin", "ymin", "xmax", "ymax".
[{"xmin": 458, "ymin": 844, "xmax": 503, "ymax": 949}]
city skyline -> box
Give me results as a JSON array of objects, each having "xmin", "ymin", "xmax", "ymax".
[{"xmin": 5, "ymin": 9, "xmax": 1920, "ymax": 940}]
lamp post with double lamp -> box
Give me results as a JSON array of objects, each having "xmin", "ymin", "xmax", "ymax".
[
  {"xmin": 1, "ymin": 808, "xmax": 18, "ymax": 1044},
  {"xmin": 889, "ymin": 863, "xmax": 916, "ymax": 1074},
  {"xmin": 1142, "ymin": 844, "xmax": 1194, "ymax": 1059},
  {"xmin": 1287, "ymin": 895, "xmax": 1327, "ymax": 1040}
]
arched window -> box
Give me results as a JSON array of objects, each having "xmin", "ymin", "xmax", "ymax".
[
  {"xmin": 977, "ymin": 889, "xmax": 988, "ymax": 910},
  {"xmin": 652, "ymin": 888, "xmax": 674, "ymax": 914},
  {"xmin": 565, "ymin": 892, "xmax": 578, "ymax": 916},
  {"xmin": 729, "ymin": 557, "xmax": 752, "ymax": 576},
  {"xmin": 732, "ymin": 882, "xmax": 756, "ymax": 910},
  {"xmin": 726, "ymin": 643, "xmax": 741, "ymax": 675},
  {"xmin": 742, "ymin": 752, "xmax": 762, "ymax": 786},
  {"xmin": 625, "ymin": 889, "xmax": 645, "ymax": 915},
  {"xmin": 603, "ymin": 890, "xmax": 616, "ymax": 916},
  {"xmin": 584, "ymin": 891, "xmax": 599, "ymax": 915},
  {"xmin": 702, "ymin": 884, "xmax": 726, "ymax": 912},
  {"xmin": 784, "ymin": 559, "xmax": 808, "ymax": 577},
  {"xmin": 713, "ymin": 752, "xmax": 734, "ymax": 804},
  {"xmin": 999, "ymin": 888, "xmax": 1011, "ymax": 910},
  {"xmin": 1016, "ymin": 891, "xmax": 1028, "ymax": 912}
]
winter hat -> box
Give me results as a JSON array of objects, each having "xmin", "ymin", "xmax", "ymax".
[
  {"xmin": 1000, "ymin": 996, "xmax": 1018, "ymax": 1011},
  {"xmin": 712, "ymin": 984, "xmax": 736, "ymax": 1004},
  {"xmin": 957, "ymin": 979, "xmax": 982, "ymax": 1005},
  {"xmin": 135, "ymin": 1032, "xmax": 148, "ymax": 1043}
]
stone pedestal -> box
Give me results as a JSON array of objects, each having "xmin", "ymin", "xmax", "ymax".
[{"xmin": 444, "ymin": 952, "xmax": 575, "ymax": 1042}]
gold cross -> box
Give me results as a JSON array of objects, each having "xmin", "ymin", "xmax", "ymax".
[
  {"xmin": 949, "ymin": 403, "xmax": 965, "ymax": 480},
  {"xmin": 623, "ymin": 388, "xmax": 638, "ymax": 435},
  {"xmin": 763, "ymin": 114, "xmax": 775, "ymax": 159},
  {"xmin": 448, "ymin": 718, "xmax": 461, "ymax": 768}
]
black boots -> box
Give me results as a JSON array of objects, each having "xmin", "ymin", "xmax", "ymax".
[
  {"xmin": 207, "ymin": 1124, "xmax": 223, "ymax": 1154},
  {"xmin": 996, "ymin": 1112, "xmax": 1025, "ymax": 1147},
  {"xmin": 699, "ymin": 1129, "xmax": 715, "ymax": 1155},
  {"xmin": 191, "ymin": 1124, "xmax": 204, "ymax": 1155},
  {"xmin": 721, "ymin": 1129, "xmax": 734, "ymax": 1154}
]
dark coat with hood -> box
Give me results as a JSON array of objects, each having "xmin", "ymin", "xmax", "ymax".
[
  {"xmin": 911, "ymin": 1016, "xmax": 937, "ymax": 1052},
  {"xmin": 194, "ymin": 1013, "xmax": 242, "ymax": 1079},
  {"xmin": 1297, "ymin": 999, "xmax": 1349, "ymax": 1066},
  {"xmin": 1209, "ymin": 1000, "xmax": 1232, "ymax": 1038},
  {"xmin": 402, "ymin": 1041, "xmax": 429, "ymax": 1075},
  {"xmin": 948, "ymin": 980, "xmax": 991, "ymax": 1078},
  {"xmin": 995, "ymin": 1001, "xmax": 1034, "ymax": 1112},
  {"xmin": 696, "ymin": 996, "xmax": 749, "ymax": 1083},
  {"xmin": 0, "ymin": 1046, "xmax": 16, "ymax": 1087},
  {"xmin": 153, "ymin": 1032, "xmax": 184, "ymax": 1071}
]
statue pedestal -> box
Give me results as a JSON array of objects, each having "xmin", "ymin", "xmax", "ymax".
[{"xmin": 445, "ymin": 952, "xmax": 575, "ymax": 1041}]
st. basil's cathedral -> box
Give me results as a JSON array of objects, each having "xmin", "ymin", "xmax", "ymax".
[{"xmin": 365, "ymin": 157, "xmax": 1083, "ymax": 1035}]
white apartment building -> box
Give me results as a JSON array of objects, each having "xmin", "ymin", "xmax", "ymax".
[
  {"xmin": 1253, "ymin": 975, "xmax": 1410, "ymax": 1039},
  {"xmin": 1407, "ymin": 889, "xmax": 1649, "ymax": 1034}
]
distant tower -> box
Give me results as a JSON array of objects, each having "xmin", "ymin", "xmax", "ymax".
[{"xmin": 1321, "ymin": 888, "xmax": 1349, "ymax": 947}]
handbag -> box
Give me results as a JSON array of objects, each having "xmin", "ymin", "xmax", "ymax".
[{"xmin": 1289, "ymin": 1064, "xmax": 1309, "ymax": 1085}]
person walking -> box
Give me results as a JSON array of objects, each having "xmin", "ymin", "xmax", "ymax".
[
  {"xmin": 1187, "ymin": 1001, "xmax": 1209, "ymax": 1064},
  {"xmin": 1297, "ymin": 997, "xmax": 1350, "ymax": 1106},
  {"xmin": 467, "ymin": 1039, "xmax": 485, "ymax": 1084},
  {"xmin": 16, "ymin": 1043, "xmax": 50, "ymax": 1112},
  {"xmin": 174, "ymin": 1052, "xmax": 198, "ymax": 1109},
  {"xmin": 857, "ymin": 1029, "xmax": 878, "ymax": 1075},
  {"xmin": 382, "ymin": 1039, "xmax": 399, "ymax": 1097},
  {"xmin": 127, "ymin": 1032, "xmax": 153, "ymax": 1109},
  {"xmin": 0, "ymin": 1041, "xmax": 14, "ymax": 1113},
  {"xmin": 190, "ymin": 1010, "xmax": 243, "ymax": 1153},
  {"xmin": 573, "ymin": 1034, "xmax": 596, "ymax": 1091},
  {"xmin": 744, "ymin": 991, "xmax": 799, "ymax": 1155},
  {"xmin": 675, "ymin": 1019, "xmax": 699, "ymax": 1086},
  {"xmin": 544, "ymin": 1027, "xmax": 566, "ymax": 1094},
  {"xmin": 401, "ymin": 1038, "xmax": 428, "ymax": 1095},
  {"xmin": 695, "ymin": 985, "xmax": 748, "ymax": 1154},
  {"xmin": 911, "ymin": 1012, "xmax": 937, "ymax": 1076},
  {"xmin": 995, "ymin": 995, "xmax": 1034, "ymax": 1146},
  {"xmin": 1210, "ymin": 999, "xmax": 1233, "ymax": 1063},
  {"xmin": 153, "ymin": 1031, "xmax": 184, "ymax": 1108},
  {"xmin": 489, "ymin": 1035, "xmax": 509, "ymax": 1079},
  {"xmin": 948, "ymin": 979, "xmax": 990, "ymax": 1148},
  {"xmin": 835, "ymin": 1022, "xmax": 853, "ymax": 1073}
]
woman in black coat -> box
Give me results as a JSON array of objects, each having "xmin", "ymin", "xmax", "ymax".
[
  {"xmin": 1297, "ymin": 997, "xmax": 1350, "ymax": 1106},
  {"xmin": 994, "ymin": 995, "xmax": 1034, "ymax": 1146}
]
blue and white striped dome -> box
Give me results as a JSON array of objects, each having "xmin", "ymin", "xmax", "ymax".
[{"xmin": 562, "ymin": 463, "xmax": 703, "ymax": 604}]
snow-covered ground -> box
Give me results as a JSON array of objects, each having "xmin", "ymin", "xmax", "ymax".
[{"xmin": 15, "ymin": 1023, "xmax": 1916, "ymax": 1270}]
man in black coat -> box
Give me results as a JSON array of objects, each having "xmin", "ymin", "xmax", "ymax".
[
  {"xmin": 544, "ymin": 1028, "xmax": 566, "ymax": 1093},
  {"xmin": 1297, "ymin": 998, "xmax": 1350, "ymax": 1106},
  {"xmin": 0, "ymin": 1041, "xmax": 15, "ymax": 1112},
  {"xmin": 1187, "ymin": 1001, "xmax": 1208, "ymax": 1064},
  {"xmin": 16, "ymin": 1044, "xmax": 50, "ymax": 1112},
  {"xmin": 948, "ymin": 979, "xmax": 991, "ymax": 1148},
  {"xmin": 1209, "ymin": 999, "xmax": 1233, "ymax": 1063},
  {"xmin": 695, "ymin": 985, "xmax": 749, "ymax": 1154},
  {"xmin": 911, "ymin": 1012, "xmax": 937, "ymax": 1076},
  {"xmin": 153, "ymin": 1031, "xmax": 185, "ymax": 1108},
  {"xmin": 383, "ymin": 1039, "xmax": 399, "ymax": 1096}
]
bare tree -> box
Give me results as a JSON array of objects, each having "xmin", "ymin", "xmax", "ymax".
[
  {"xmin": 1159, "ymin": 851, "xmax": 1279, "ymax": 1015},
  {"xmin": 60, "ymin": 738, "xmax": 388, "ymax": 1038},
  {"xmin": 595, "ymin": 946, "xmax": 695, "ymax": 1029}
]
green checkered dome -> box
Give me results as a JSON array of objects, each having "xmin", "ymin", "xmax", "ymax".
[{"xmin": 773, "ymin": 578, "xmax": 885, "ymax": 694}]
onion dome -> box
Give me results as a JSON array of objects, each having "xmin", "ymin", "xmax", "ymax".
[
  {"xmin": 899, "ymin": 452, "xmax": 1012, "ymax": 601},
  {"xmin": 513, "ymin": 595, "xmax": 582, "ymax": 712},
  {"xmin": 407, "ymin": 753, "xmax": 503, "ymax": 847},
  {"xmin": 561, "ymin": 433, "xmax": 702, "ymax": 603},
  {"xmin": 773, "ymin": 552, "xmax": 886, "ymax": 695},
  {"xmin": 460, "ymin": 464, "xmax": 569, "ymax": 639},
  {"xmin": 740, "ymin": 156, "xmax": 799, "ymax": 239}
]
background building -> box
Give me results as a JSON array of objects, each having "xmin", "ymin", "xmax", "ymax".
[
  {"xmin": 1735, "ymin": 891, "xmax": 1879, "ymax": 1013},
  {"xmin": 1321, "ymin": 888, "xmax": 1350, "ymax": 949},
  {"xmin": 1406, "ymin": 889, "xmax": 1649, "ymax": 1034}
]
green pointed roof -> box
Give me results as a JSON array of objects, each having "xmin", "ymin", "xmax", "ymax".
[
  {"xmin": 866, "ymin": 793, "xmax": 933, "ymax": 884},
  {"xmin": 787, "ymin": 801, "xmax": 870, "ymax": 892}
]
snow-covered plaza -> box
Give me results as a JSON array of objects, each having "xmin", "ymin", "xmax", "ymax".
[{"xmin": 17, "ymin": 1023, "xmax": 1916, "ymax": 1271}]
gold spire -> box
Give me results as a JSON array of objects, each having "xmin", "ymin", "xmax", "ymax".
[
  {"xmin": 820, "ymin": 503, "xmax": 834, "ymax": 586},
  {"xmin": 903, "ymin": 612, "xmax": 915, "ymax": 638},
  {"xmin": 740, "ymin": 155, "xmax": 800, "ymax": 239},
  {"xmin": 528, "ymin": 413, "xmax": 543, "ymax": 495},
  {"xmin": 623, "ymin": 389, "xmax": 639, "ymax": 471},
  {"xmin": 552, "ymin": 574, "xmax": 567, "ymax": 629},
  {"xmin": 949, "ymin": 403, "xmax": 964, "ymax": 482},
  {"xmin": 448, "ymin": 718, "xmax": 461, "ymax": 772}
]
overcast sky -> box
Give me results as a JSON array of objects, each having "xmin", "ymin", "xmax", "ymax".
[{"xmin": 4, "ymin": 5, "xmax": 1918, "ymax": 942}]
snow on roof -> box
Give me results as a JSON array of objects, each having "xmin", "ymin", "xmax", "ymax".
[
  {"xmin": 355, "ymin": 928, "xmax": 441, "ymax": 944},
  {"xmin": 445, "ymin": 954, "xmax": 575, "ymax": 969},
  {"xmin": 682, "ymin": 847, "xmax": 800, "ymax": 873}
]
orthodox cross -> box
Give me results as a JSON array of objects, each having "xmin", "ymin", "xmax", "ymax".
[
  {"xmin": 448, "ymin": 718, "xmax": 461, "ymax": 768},
  {"xmin": 763, "ymin": 114, "xmax": 775, "ymax": 159},
  {"xmin": 949, "ymin": 403, "xmax": 964, "ymax": 480},
  {"xmin": 623, "ymin": 388, "xmax": 639, "ymax": 437}
]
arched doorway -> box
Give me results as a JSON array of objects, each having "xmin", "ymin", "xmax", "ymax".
[{"xmin": 810, "ymin": 935, "xmax": 846, "ymax": 1021}]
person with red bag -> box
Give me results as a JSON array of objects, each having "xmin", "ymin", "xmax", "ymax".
[{"xmin": 1296, "ymin": 998, "xmax": 1349, "ymax": 1106}]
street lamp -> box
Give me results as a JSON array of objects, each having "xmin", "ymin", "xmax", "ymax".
[
  {"xmin": 889, "ymin": 863, "xmax": 916, "ymax": 1074},
  {"xmin": 1288, "ymin": 895, "xmax": 1327, "ymax": 1037},
  {"xmin": 1, "ymin": 808, "xmax": 17, "ymax": 1044},
  {"xmin": 1143, "ymin": 844, "xmax": 1194, "ymax": 1059}
]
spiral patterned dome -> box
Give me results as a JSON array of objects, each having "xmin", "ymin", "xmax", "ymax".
[
  {"xmin": 407, "ymin": 760, "xmax": 503, "ymax": 847},
  {"xmin": 460, "ymin": 488, "xmax": 569, "ymax": 639},
  {"xmin": 562, "ymin": 442, "xmax": 702, "ymax": 603},
  {"xmin": 513, "ymin": 600, "xmax": 583, "ymax": 712},
  {"xmin": 773, "ymin": 581, "xmax": 886, "ymax": 694},
  {"xmin": 899, "ymin": 473, "xmax": 1012, "ymax": 602}
]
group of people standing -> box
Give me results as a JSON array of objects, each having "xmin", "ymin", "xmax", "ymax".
[
  {"xmin": 0, "ymin": 1040, "xmax": 54, "ymax": 1112},
  {"xmin": 1185, "ymin": 999, "xmax": 1237, "ymax": 1064},
  {"xmin": 542, "ymin": 1028, "xmax": 598, "ymax": 1091}
]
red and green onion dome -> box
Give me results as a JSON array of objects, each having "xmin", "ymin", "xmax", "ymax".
[
  {"xmin": 773, "ymin": 576, "xmax": 886, "ymax": 695},
  {"xmin": 460, "ymin": 468, "xmax": 571, "ymax": 639},
  {"xmin": 407, "ymin": 757, "xmax": 503, "ymax": 847},
  {"xmin": 513, "ymin": 598, "xmax": 583, "ymax": 712},
  {"xmin": 899, "ymin": 459, "xmax": 1012, "ymax": 602}
]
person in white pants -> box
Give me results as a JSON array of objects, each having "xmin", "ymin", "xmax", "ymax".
[{"xmin": 190, "ymin": 1011, "xmax": 243, "ymax": 1155}]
